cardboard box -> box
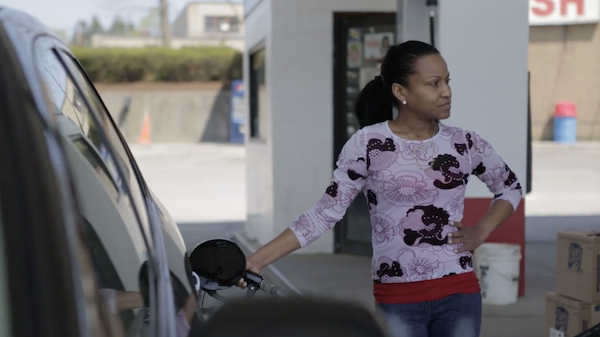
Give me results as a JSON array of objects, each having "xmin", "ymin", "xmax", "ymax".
[
  {"xmin": 592, "ymin": 304, "xmax": 600, "ymax": 327},
  {"xmin": 556, "ymin": 231, "xmax": 600, "ymax": 303},
  {"xmin": 546, "ymin": 292, "xmax": 591, "ymax": 337}
]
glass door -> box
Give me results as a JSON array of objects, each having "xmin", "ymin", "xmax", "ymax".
[{"xmin": 333, "ymin": 13, "xmax": 396, "ymax": 256}]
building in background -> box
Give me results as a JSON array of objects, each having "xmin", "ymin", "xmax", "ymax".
[
  {"xmin": 90, "ymin": 0, "xmax": 244, "ymax": 50},
  {"xmin": 528, "ymin": 0, "xmax": 600, "ymax": 140},
  {"xmin": 173, "ymin": 0, "xmax": 243, "ymax": 37},
  {"xmin": 172, "ymin": 0, "xmax": 244, "ymax": 49}
]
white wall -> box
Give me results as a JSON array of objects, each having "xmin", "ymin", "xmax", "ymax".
[
  {"xmin": 437, "ymin": 0, "xmax": 529, "ymax": 199},
  {"xmin": 172, "ymin": 9, "xmax": 189, "ymax": 37},
  {"xmin": 244, "ymin": 0, "xmax": 262, "ymax": 15},
  {"xmin": 396, "ymin": 0, "xmax": 433, "ymax": 43},
  {"xmin": 245, "ymin": 0, "xmax": 396, "ymax": 253},
  {"xmin": 245, "ymin": 0, "xmax": 274, "ymax": 245}
]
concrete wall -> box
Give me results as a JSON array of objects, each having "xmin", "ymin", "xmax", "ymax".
[
  {"xmin": 96, "ymin": 83, "xmax": 234, "ymax": 143},
  {"xmin": 529, "ymin": 23, "xmax": 600, "ymax": 140},
  {"xmin": 90, "ymin": 35, "xmax": 244, "ymax": 51}
]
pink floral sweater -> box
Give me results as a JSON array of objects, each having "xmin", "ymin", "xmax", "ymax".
[{"xmin": 289, "ymin": 122, "xmax": 522, "ymax": 284}]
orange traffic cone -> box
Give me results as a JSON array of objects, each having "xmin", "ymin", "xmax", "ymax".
[{"xmin": 138, "ymin": 115, "xmax": 151, "ymax": 144}]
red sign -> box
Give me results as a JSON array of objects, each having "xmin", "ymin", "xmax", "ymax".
[{"xmin": 530, "ymin": 0, "xmax": 600, "ymax": 25}]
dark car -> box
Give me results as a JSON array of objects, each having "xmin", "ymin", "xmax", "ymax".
[{"xmin": 0, "ymin": 6, "xmax": 202, "ymax": 336}]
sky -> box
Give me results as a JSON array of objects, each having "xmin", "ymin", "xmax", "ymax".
[{"xmin": 1, "ymin": 0, "xmax": 190, "ymax": 35}]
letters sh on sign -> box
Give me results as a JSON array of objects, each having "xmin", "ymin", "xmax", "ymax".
[{"xmin": 530, "ymin": 0, "xmax": 600, "ymax": 25}]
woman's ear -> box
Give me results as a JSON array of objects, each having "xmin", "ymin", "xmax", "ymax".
[{"xmin": 391, "ymin": 83, "xmax": 406, "ymax": 103}]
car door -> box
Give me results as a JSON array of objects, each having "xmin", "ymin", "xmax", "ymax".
[
  {"xmin": 0, "ymin": 19, "xmax": 121, "ymax": 337},
  {"xmin": 53, "ymin": 46, "xmax": 202, "ymax": 333},
  {"xmin": 33, "ymin": 36, "xmax": 175, "ymax": 336}
]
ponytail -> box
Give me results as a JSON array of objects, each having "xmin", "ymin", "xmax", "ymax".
[
  {"xmin": 354, "ymin": 75, "xmax": 394, "ymax": 129},
  {"xmin": 353, "ymin": 40, "xmax": 440, "ymax": 129}
]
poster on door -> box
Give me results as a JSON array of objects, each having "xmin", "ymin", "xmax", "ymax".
[
  {"xmin": 364, "ymin": 32, "xmax": 394, "ymax": 62},
  {"xmin": 359, "ymin": 67, "xmax": 381, "ymax": 90},
  {"xmin": 347, "ymin": 28, "xmax": 363, "ymax": 68}
]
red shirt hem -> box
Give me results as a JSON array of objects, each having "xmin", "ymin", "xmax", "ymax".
[{"xmin": 373, "ymin": 271, "xmax": 481, "ymax": 304}]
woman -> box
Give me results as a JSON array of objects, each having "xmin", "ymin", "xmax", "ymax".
[{"xmin": 239, "ymin": 40, "xmax": 522, "ymax": 337}]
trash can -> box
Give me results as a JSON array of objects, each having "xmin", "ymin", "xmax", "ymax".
[
  {"xmin": 553, "ymin": 102, "xmax": 577, "ymax": 144},
  {"xmin": 230, "ymin": 80, "xmax": 245, "ymax": 144}
]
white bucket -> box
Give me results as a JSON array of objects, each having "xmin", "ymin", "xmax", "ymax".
[{"xmin": 474, "ymin": 243, "xmax": 522, "ymax": 305}]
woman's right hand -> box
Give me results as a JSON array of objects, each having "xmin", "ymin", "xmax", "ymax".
[
  {"xmin": 236, "ymin": 257, "xmax": 262, "ymax": 289},
  {"xmin": 235, "ymin": 229, "xmax": 301, "ymax": 288}
]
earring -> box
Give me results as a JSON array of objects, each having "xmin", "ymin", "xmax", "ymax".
[{"xmin": 402, "ymin": 100, "xmax": 407, "ymax": 105}]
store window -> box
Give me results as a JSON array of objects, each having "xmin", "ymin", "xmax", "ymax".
[
  {"xmin": 249, "ymin": 47, "xmax": 266, "ymax": 139},
  {"xmin": 205, "ymin": 16, "xmax": 240, "ymax": 33}
]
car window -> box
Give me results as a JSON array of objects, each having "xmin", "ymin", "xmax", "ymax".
[
  {"xmin": 35, "ymin": 42, "xmax": 154, "ymax": 335},
  {"xmin": 56, "ymin": 52, "xmax": 203, "ymax": 336},
  {"xmin": 38, "ymin": 51, "xmax": 123, "ymax": 198},
  {"xmin": 57, "ymin": 52, "xmax": 151, "ymax": 237}
]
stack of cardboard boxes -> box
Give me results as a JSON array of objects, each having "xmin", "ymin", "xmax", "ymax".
[{"xmin": 545, "ymin": 232, "xmax": 600, "ymax": 337}]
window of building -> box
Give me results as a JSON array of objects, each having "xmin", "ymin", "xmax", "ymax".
[
  {"xmin": 249, "ymin": 47, "xmax": 266, "ymax": 139},
  {"xmin": 205, "ymin": 16, "xmax": 240, "ymax": 33}
]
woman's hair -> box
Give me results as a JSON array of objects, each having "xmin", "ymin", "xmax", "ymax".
[{"xmin": 354, "ymin": 40, "xmax": 440, "ymax": 128}]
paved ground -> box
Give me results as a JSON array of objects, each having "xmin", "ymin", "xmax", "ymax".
[
  {"xmin": 131, "ymin": 141, "xmax": 600, "ymax": 240},
  {"xmin": 525, "ymin": 143, "xmax": 600, "ymax": 242},
  {"xmin": 526, "ymin": 142, "xmax": 600, "ymax": 216},
  {"xmin": 131, "ymin": 141, "xmax": 600, "ymax": 337},
  {"xmin": 131, "ymin": 143, "xmax": 246, "ymax": 224}
]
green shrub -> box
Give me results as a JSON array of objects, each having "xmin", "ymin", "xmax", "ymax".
[{"xmin": 71, "ymin": 47, "xmax": 243, "ymax": 83}]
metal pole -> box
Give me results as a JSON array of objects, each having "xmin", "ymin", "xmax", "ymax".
[
  {"xmin": 429, "ymin": 11, "xmax": 435, "ymax": 47},
  {"xmin": 159, "ymin": 0, "xmax": 171, "ymax": 48},
  {"xmin": 396, "ymin": 0, "xmax": 404, "ymax": 43},
  {"xmin": 426, "ymin": 0, "xmax": 437, "ymax": 47}
]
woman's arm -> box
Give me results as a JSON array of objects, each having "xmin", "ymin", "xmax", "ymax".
[
  {"xmin": 114, "ymin": 291, "xmax": 144, "ymax": 311},
  {"xmin": 476, "ymin": 199, "xmax": 515, "ymax": 238},
  {"xmin": 468, "ymin": 131, "xmax": 523, "ymax": 233},
  {"xmin": 99, "ymin": 289, "xmax": 144, "ymax": 313},
  {"xmin": 244, "ymin": 129, "xmax": 369, "ymax": 274},
  {"xmin": 247, "ymin": 228, "xmax": 301, "ymax": 271},
  {"xmin": 450, "ymin": 131, "xmax": 523, "ymax": 253}
]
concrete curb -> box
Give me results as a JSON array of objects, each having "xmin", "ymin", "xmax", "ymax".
[{"xmin": 231, "ymin": 231, "xmax": 304, "ymax": 297}]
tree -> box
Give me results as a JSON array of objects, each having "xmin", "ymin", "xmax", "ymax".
[
  {"xmin": 71, "ymin": 15, "xmax": 104, "ymax": 46},
  {"xmin": 138, "ymin": 8, "xmax": 160, "ymax": 37},
  {"xmin": 89, "ymin": 15, "xmax": 104, "ymax": 34},
  {"xmin": 108, "ymin": 15, "xmax": 130, "ymax": 35}
]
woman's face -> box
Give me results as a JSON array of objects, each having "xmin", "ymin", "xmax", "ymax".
[{"xmin": 393, "ymin": 54, "xmax": 452, "ymax": 120}]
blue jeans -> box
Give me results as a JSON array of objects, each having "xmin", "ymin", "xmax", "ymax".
[{"xmin": 376, "ymin": 293, "xmax": 482, "ymax": 337}]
